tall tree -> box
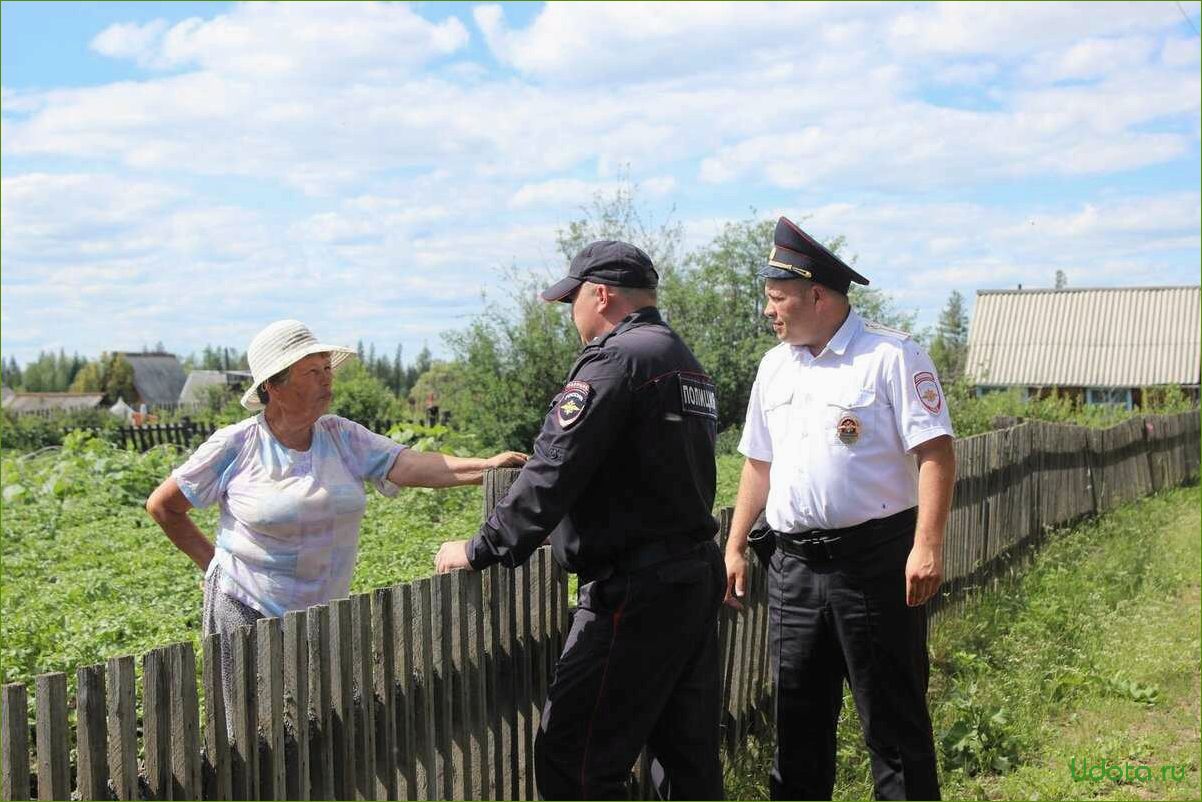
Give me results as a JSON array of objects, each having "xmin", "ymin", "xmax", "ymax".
[
  {"xmin": 555, "ymin": 172, "xmax": 685, "ymax": 276},
  {"xmin": 929, "ymin": 290, "xmax": 970, "ymax": 382},
  {"xmin": 659, "ymin": 215, "xmax": 777, "ymax": 429},
  {"xmin": 1, "ymin": 356, "xmax": 21, "ymax": 388}
]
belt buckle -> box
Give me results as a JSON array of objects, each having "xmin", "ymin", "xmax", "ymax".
[{"xmin": 800, "ymin": 535, "xmax": 838, "ymax": 561}]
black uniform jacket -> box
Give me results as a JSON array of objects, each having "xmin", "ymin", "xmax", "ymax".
[{"xmin": 466, "ymin": 306, "xmax": 719, "ymax": 578}]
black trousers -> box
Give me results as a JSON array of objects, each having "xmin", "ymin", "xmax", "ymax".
[
  {"xmin": 769, "ymin": 526, "xmax": 940, "ymax": 800},
  {"xmin": 535, "ymin": 542, "xmax": 726, "ymax": 800}
]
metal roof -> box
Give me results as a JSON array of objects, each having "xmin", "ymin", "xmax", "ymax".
[
  {"xmin": 178, "ymin": 370, "xmax": 252, "ymax": 403},
  {"xmin": 116, "ymin": 352, "xmax": 187, "ymax": 406},
  {"xmin": 2, "ymin": 392, "xmax": 105, "ymax": 412},
  {"xmin": 966, "ymin": 286, "xmax": 1201, "ymax": 388}
]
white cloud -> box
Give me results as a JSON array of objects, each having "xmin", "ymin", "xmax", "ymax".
[
  {"xmin": 474, "ymin": 1, "xmax": 873, "ymax": 84},
  {"xmin": 887, "ymin": 2, "xmax": 1185, "ymax": 57},
  {"xmin": 774, "ymin": 191, "xmax": 1200, "ymax": 329},
  {"xmin": 2, "ymin": 1, "xmax": 1198, "ymax": 364},
  {"xmin": 932, "ymin": 60, "xmax": 1000, "ymax": 86},
  {"xmin": 1019, "ymin": 36, "xmax": 1158, "ymax": 83},
  {"xmin": 509, "ymin": 175, "xmax": 675, "ymax": 209},
  {"xmin": 90, "ymin": 2, "xmax": 469, "ymax": 76},
  {"xmin": 1162, "ymin": 35, "xmax": 1202, "ymax": 68},
  {"xmin": 89, "ymin": 19, "xmax": 170, "ymax": 66}
]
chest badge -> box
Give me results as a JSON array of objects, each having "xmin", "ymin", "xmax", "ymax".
[
  {"xmin": 837, "ymin": 413, "xmax": 862, "ymax": 445},
  {"xmin": 557, "ymin": 380, "xmax": 591, "ymax": 429}
]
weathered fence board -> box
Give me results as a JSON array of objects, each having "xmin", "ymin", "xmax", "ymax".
[
  {"xmin": 75, "ymin": 665, "xmax": 107, "ymax": 801},
  {"xmin": 34, "ymin": 672, "xmax": 70, "ymax": 802},
  {"xmin": 201, "ymin": 636, "xmax": 231, "ymax": 802},
  {"xmin": 306, "ymin": 605, "xmax": 333, "ymax": 802},
  {"xmin": 370, "ymin": 588, "xmax": 396, "ymax": 802},
  {"xmin": 282, "ymin": 611, "xmax": 310, "ymax": 802},
  {"xmin": 106, "ymin": 656, "xmax": 138, "ymax": 801},
  {"xmin": 257, "ymin": 620, "xmax": 286, "ymax": 801},
  {"xmin": 390, "ymin": 584, "xmax": 417, "ymax": 801},
  {"xmin": 3, "ymin": 683, "xmax": 30, "ymax": 801},
  {"xmin": 229, "ymin": 626, "xmax": 257, "ymax": 801},
  {"xmin": 329, "ymin": 598, "xmax": 355, "ymax": 801},
  {"xmin": 142, "ymin": 650, "xmax": 171, "ymax": 801}
]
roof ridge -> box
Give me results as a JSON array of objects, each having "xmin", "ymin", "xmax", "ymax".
[{"xmin": 977, "ymin": 285, "xmax": 1200, "ymax": 295}]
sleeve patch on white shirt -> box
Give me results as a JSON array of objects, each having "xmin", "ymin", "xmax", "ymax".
[{"xmin": 913, "ymin": 371, "xmax": 943, "ymax": 414}]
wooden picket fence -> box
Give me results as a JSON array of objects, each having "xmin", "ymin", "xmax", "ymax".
[
  {"xmin": 88, "ymin": 420, "xmax": 411, "ymax": 452},
  {"xmin": 2, "ymin": 412, "xmax": 1198, "ymax": 801},
  {"xmin": 93, "ymin": 422, "xmax": 218, "ymax": 452},
  {"xmin": 933, "ymin": 411, "xmax": 1200, "ymax": 617}
]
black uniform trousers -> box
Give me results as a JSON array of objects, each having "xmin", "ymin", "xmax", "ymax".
[
  {"xmin": 768, "ymin": 521, "xmax": 940, "ymax": 800},
  {"xmin": 535, "ymin": 541, "xmax": 725, "ymax": 800}
]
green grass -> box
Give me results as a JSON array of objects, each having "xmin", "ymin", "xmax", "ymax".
[
  {"xmin": 724, "ymin": 485, "xmax": 1201, "ymax": 800},
  {"xmin": 0, "ymin": 431, "xmax": 746, "ymax": 690}
]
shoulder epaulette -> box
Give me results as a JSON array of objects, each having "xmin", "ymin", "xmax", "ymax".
[{"xmin": 862, "ymin": 320, "xmax": 911, "ymax": 340}]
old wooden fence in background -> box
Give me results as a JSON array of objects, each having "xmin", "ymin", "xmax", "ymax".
[
  {"xmin": 87, "ymin": 420, "xmax": 413, "ymax": 452},
  {"xmin": 3, "ymin": 412, "xmax": 1198, "ymax": 800},
  {"xmin": 92, "ymin": 422, "xmax": 218, "ymax": 451}
]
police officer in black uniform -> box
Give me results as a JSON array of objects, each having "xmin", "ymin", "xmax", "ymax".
[{"xmin": 435, "ymin": 240, "xmax": 725, "ymax": 800}]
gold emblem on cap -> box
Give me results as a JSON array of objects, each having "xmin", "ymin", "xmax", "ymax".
[{"xmin": 768, "ymin": 247, "xmax": 812, "ymax": 278}]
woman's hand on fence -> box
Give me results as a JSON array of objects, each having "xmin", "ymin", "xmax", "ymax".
[
  {"xmin": 435, "ymin": 539, "xmax": 473, "ymax": 573},
  {"xmin": 723, "ymin": 550, "xmax": 747, "ymax": 610},
  {"xmin": 486, "ymin": 451, "xmax": 529, "ymax": 469}
]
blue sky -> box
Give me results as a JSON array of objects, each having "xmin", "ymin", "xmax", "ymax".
[{"xmin": 2, "ymin": 0, "xmax": 1199, "ymax": 368}]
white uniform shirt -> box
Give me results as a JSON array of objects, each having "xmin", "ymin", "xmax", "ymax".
[
  {"xmin": 173, "ymin": 414, "xmax": 404, "ymax": 617},
  {"xmin": 738, "ymin": 309, "xmax": 954, "ymax": 533}
]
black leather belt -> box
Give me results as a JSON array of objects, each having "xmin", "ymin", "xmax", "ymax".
[{"xmin": 775, "ymin": 507, "xmax": 917, "ymax": 562}]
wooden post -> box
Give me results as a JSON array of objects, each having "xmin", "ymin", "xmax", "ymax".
[
  {"xmin": 76, "ymin": 665, "xmax": 108, "ymax": 800},
  {"xmin": 481, "ymin": 568, "xmax": 502, "ymax": 802},
  {"xmin": 489, "ymin": 565, "xmax": 518, "ymax": 802},
  {"xmin": 106, "ymin": 656, "xmax": 138, "ymax": 800},
  {"xmin": 257, "ymin": 619, "xmax": 286, "ymax": 801},
  {"xmin": 229, "ymin": 625, "xmax": 258, "ymax": 801},
  {"xmin": 168, "ymin": 643, "xmax": 202, "ymax": 801},
  {"xmin": 371, "ymin": 588, "xmax": 396, "ymax": 801},
  {"xmin": 391, "ymin": 585, "xmax": 417, "ymax": 801},
  {"xmin": 283, "ymin": 611, "xmax": 310, "ymax": 802},
  {"xmin": 431, "ymin": 574, "xmax": 455, "ymax": 800},
  {"xmin": 306, "ymin": 605, "xmax": 334, "ymax": 802},
  {"xmin": 34, "ymin": 673, "xmax": 69, "ymax": 802},
  {"xmin": 351, "ymin": 593, "xmax": 377, "ymax": 801},
  {"xmin": 449, "ymin": 571, "xmax": 471, "ymax": 800},
  {"xmin": 411, "ymin": 579, "xmax": 437, "ymax": 800},
  {"xmin": 2, "ymin": 683, "xmax": 30, "ymax": 801},
  {"xmin": 330, "ymin": 598, "xmax": 355, "ymax": 801},
  {"xmin": 513, "ymin": 560, "xmax": 535, "ymax": 800},
  {"xmin": 201, "ymin": 635, "xmax": 232, "ymax": 801},
  {"xmin": 143, "ymin": 649, "xmax": 172, "ymax": 800},
  {"xmin": 483, "ymin": 468, "xmax": 523, "ymax": 520}
]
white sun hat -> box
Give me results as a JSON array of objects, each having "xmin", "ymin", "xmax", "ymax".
[{"xmin": 240, "ymin": 320, "xmax": 357, "ymax": 411}]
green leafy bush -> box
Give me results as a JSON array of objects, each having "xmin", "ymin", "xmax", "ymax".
[{"xmin": 0, "ymin": 408, "xmax": 121, "ymax": 451}]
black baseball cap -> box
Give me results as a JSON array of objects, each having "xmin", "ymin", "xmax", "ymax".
[
  {"xmin": 541, "ymin": 240, "xmax": 659, "ymax": 303},
  {"xmin": 757, "ymin": 216, "xmax": 869, "ymax": 294}
]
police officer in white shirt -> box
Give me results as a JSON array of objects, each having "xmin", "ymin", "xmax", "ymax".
[{"xmin": 724, "ymin": 217, "xmax": 956, "ymax": 800}]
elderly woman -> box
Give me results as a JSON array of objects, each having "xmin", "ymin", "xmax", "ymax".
[{"xmin": 146, "ymin": 320, "xmax": 525, "ymax": 699}]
